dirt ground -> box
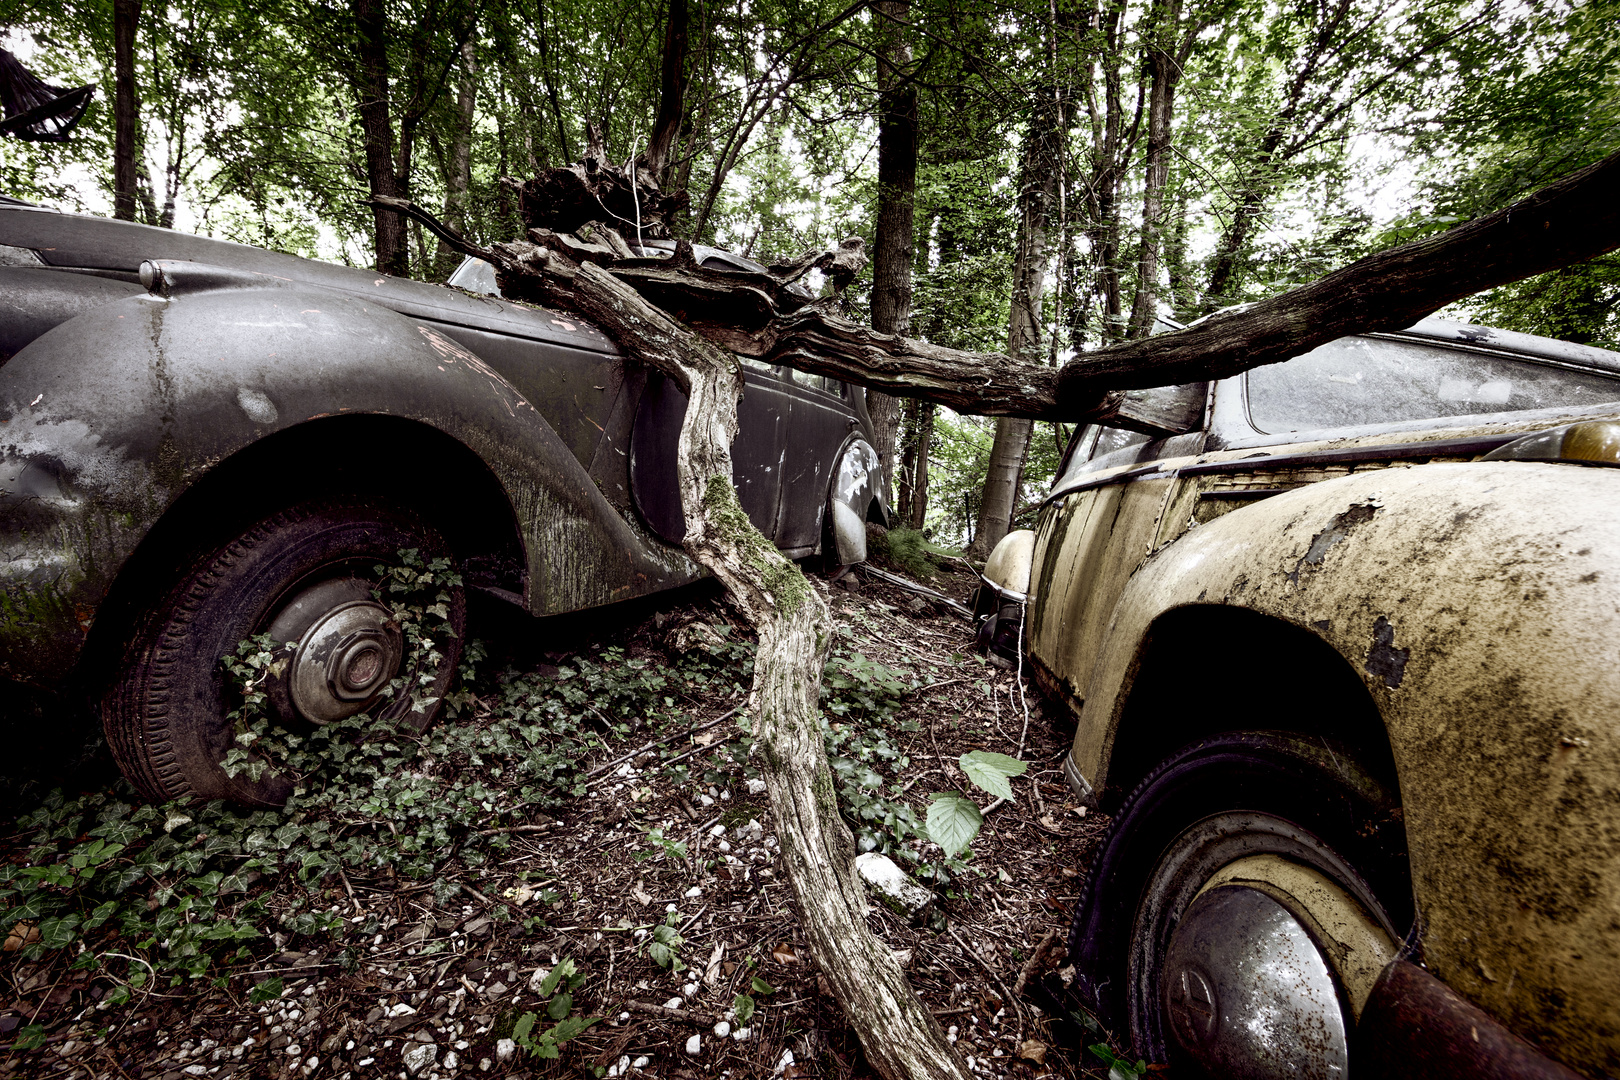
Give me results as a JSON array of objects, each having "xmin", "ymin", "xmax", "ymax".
[{"xmin": 0, "ymin": 560, "xmax": 1115, "ymax": 1080}]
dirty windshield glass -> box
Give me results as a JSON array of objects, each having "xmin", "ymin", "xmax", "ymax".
[{"xmin": 1248, "ymin": 337, "xmax": 1620, "ymax": 433}]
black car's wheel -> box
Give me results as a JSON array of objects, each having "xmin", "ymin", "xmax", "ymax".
[
  {"xmin": 1068, "ymin": 732, "xmax": 1411, "ymax": 1079},
  {"xmin": 103, "ymin": 500, "xmax": 466, "ymax": 807}
]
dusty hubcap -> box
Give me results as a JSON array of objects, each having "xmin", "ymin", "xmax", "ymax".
[
  {"xmin": 1162, "ymin": 884, "xmax": 1349, "ymax": 1079},
  {"xmin": 266, "ymin": 578, "xmax": 403, "ymax": 724}
]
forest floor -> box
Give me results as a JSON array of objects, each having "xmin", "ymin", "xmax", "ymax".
[{"xmin": 0, "ymin": 558, "xmax": 1117, "ymax": 1080}]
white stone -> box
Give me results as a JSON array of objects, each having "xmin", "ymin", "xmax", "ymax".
[
  {"xmin": 775, "ymin": 1049, "xmax": 796, "ymax": 1075},
  {"xmin": 685, "ymin": 1034, "xmax": 702, "ymax": 1056},
  {"xmin": 682, "ymin": 982, "xmax": 699, "ymax": 999},
  {"xmin": 732, "ymin": 1027, "xmax": 751, "ymax": 1041},
  {"xmin": 713, "ymin": 1022, "xmax": 731, "ymax": 1038},
  {"xmin": 699, "ymin": 795, "xmax": 714, "ymax": 807},
  {"xmin": 632, "ymin": 1056, "xmax": 650, "ymax": 1067},
  {"xmin": 494, "ymin": 1038, "xmax": 516, "ymax": 1063},
  {"xmin": 855, "ymin": 852, "xmax": 936, "ymax": 923},
  {"xmin": 442, "ymin": 1051, "xmax": 458, "ymax": 1071},
  {"xmin": 664, "ymin": 997, "xmax": 684, "ymax": 1010},
  {"xmin": 402, "ymin": 1042, "xmax": 437, "ymax": 1076},
  {"xmin": 684, "ymin": 886, "xmax": 702, "ymax": 898},
  {"xmin": 388, "ymin": 1003, "xmax": 417, "ymax": 1018},
  {"xmin": 286, "ymin": 1045, "xmax": 302, "ymax": 1057},
  {"xmin": 708, "ymin": 824, "xmax": 726, "ymax": 838},
  {"xmin": 747, "ymin": 779, "xmax": 767, "ymax": 796},
  {"xmin": 527, "ymin": 967, "xmax": 550, "ymax": 993}
]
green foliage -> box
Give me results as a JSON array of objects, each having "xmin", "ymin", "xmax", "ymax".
[
  {"xmin": 924, "ymin": 794, "xmax": 982, "ymax": 859},
  {"xmin": 924, "ymin": 751, "xmax": 1027, "ymax": 856},
  {"xmin": 512, "ymin": 958, "xmax": 598, "ymax": 1060},
  {"xmin": 869, "ymin": 526, "xmax": 937, "ymax": 581},
  {"xmin": 1089, "ymin": 1042, "xmax": 1149, "ymax": 1080},
  {"xmin": 0, "ymin": 551, "xmax": 727, "ymax": 1006},
  {"xmin": 644, "ymin": 913, "xmax": 685, "ymax": 972},
  {"xmin": 957, "ymin": 751, "xmax": 1026, "ymax": 802}
]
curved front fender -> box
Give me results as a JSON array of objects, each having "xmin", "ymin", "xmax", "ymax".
[
  {"xmin": 0, "ymin": 285, "xmax": 693, "ymax": 682},
  {"xmin": 1070, "ymin": 461, "xmax": 1620, "ymax": 1075}
]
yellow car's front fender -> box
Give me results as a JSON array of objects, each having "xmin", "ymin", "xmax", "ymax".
[{"xmin": 1066, "ymin": 460, "xmax": 1620, "ymax": 1076}]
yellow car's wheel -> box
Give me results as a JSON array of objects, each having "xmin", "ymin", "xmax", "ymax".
[{"xmin": 1068, "ymin": 732, "xmax": 1411, "ymax": 1078}]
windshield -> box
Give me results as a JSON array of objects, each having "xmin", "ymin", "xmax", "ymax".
[{"xmin": 1248, "ymin": 335, "xmax": 1620, "ymax": 434}]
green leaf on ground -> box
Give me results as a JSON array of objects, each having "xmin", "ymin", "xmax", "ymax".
[
  {"xmin": 926, "ymin": 793, "xmax": 983, "ymax": 857},
  {"xmin": 958, "ymin": 751, "xmax": 1026, "ymax": 801}
]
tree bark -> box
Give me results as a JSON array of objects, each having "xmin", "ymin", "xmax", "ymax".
[
  {"xmin": 112, "ymin": 0, "xmax": 142, "ymax": 222},
  {"xmin": 898, "ymin": 398, "xmax": 934, "ymax": 529},
  {"xmin": 868, "ymin": 0, "xmax": 919, "ymax": 505},
  {"xmin": 969, "ymin": 77, "xmax": 1064, "ymax": 558},
  {"xmin": 435, "ymin": 40, "xmax": 478, "ymax": 281},
  {"xmin": 643, "ymin": 0, "xmax": 689, "ymax": 188},
  {"xmin": 1126, "ymin": 0, "xmax": 1194, "ymax": 339},
  {"xmin": 351, "ymin": 0, "xmax": 408, "ymax": 276},
  {"xmin": 534, "ymin": 248, "xmax": 971, "ymax": 1080}
]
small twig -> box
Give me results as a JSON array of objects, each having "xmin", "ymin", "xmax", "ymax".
[
  {"xmin": 947, "ymin": 927, "xmax": 1026, "ymax": 1034},
  {"xmin": 623, "ymin": 999, "xmax": 722, "ymax": 1025},
  {"xmin": 585, "ymin": 704, "xmax": 744, "ymax": 785},
  {"xmin": 474, "ymin": 822, "xmax": 556, "ymax": 838}
]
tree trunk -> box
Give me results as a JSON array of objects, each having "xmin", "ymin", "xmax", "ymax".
[
  {"xmin": 555, "ymin": 254, "xmax": 970, "ymax": 1080},
  {"xmin": 112, "ymin": 0, "xmax": 141, "ymax": 222},
  {"xmin": 1126, "ymin": 0, "xmax": 1185, "ymax": 339},
  {"xmin": 867, "ymin": 0, "xmax": 919, "ymax": 503},
  {"xmin": 898, "ymin": 398, "xmax": 934, "ymax": 529},
  {"xmin": 643, "ymin": 0, "xmax": 689, "ymax": 188},
  {"xmin": 968, "ymin": 80, "xmax": 1063, "ymax": 558},
  {"xmin": 352, "ymin": 0, "xmax": 408, "ymax": 276},
  {"xmin": 435, "ymin": 40, "xmax": 478, "ymax": 281}
]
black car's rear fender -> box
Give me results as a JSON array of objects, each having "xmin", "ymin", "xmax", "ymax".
[{"xmin": 0, "ymin": 283, "xmax": 696, "ymax": 687}]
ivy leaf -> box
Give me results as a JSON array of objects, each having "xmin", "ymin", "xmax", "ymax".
[
  {"xmin": 925, "ymin": 794, "xmax": 983, "ymax": 857},
  {"xmin": 958, "ymin": 751, "xmax": 1026, "ymax": 802},
  {"xmin": 733, "ymin": 993, "xmax": 756, "ymax": 1025},
  {"xmin": 249, "ymin": 976, "xmax": 283, "ymax": 1004}
]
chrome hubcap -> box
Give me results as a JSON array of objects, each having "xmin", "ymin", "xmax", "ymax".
[
  {"xmin": 265, "ymin": 578, "xmax": 402, "ymax": 724},
  {"xmin": 1164, "ymin": 884, "xmax": 1349, "ymax": 1079}
]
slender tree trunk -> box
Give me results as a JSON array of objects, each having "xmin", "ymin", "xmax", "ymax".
[
  {"xmin": 436, "ymin": 40, "xmax": 478, "ymax": 281},
  {"xmin": 1127, "ymin": 0, "xmax": 1185, "ymax": 339},
  {"xmin": 898, "ymin": 398, "xmax": 934, "ymax": 529},
  {"xmin": 968, "ymin": 85, "xmax": 1064, "ymax": 558},
  {"xmin": 352, "ymin": 0, "xmax": 408, "ymax": 275},
  {"xmin": 535, "ymin": 0, "xmax": 571, "ymax": 162},
  {"xmin": 867, "ymin": 0, "xmax": 918, "ymax": 503},
  {"xmin": 112, "ymin": 0, "xmax": 141, "ymax": 222}
]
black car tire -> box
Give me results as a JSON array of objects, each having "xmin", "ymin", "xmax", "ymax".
[
  {"xmin": 1067, "ymin": 731, "xmax": 1411, "ymax": 1073},
  {"xmin": 103, "ymin": 499, "xmax": 466, "ymax": 807}
]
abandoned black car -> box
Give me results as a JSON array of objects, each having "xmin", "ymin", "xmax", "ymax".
[{"xmin": 0, "ymin": 198, "xmax": 887, "ymax": 806}]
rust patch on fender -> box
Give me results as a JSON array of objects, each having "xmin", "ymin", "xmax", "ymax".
[
  {"xmin": 1288, "ymin": 500, "xmax": 1381, "ymax": 583},
  {"xmin": 1365, "ymin": 615, "xmax": 1410, "ymax": 688}
]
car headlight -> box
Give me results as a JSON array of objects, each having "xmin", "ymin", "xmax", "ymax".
[{"xmin": 1481, "ymin": 420, "xmax": 1620, "ymax": 467}]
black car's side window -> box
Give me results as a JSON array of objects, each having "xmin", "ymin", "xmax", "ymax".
[
  {"xmin": 1248, "ymin": 336, "xmax": 1620, "ymax": 433},
  {"xmin": 788, "ymin": 368, "xmax": 846, "ymax": 397}
]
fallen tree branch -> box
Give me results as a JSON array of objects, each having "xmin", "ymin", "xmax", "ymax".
[{"xmin": 394, "ymin": 147, "xmax": 1620, "ymax": 427}]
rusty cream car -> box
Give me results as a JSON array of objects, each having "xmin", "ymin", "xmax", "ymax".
[{"xmin": 978, "ymin": 318, "xmax": 1620, "ymax": 1078}]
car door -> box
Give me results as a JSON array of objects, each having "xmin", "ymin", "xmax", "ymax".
[
  {"xmin": 628, "ymin": 358, "xmax": 791, "ymax": 544},
  {"xmin": 1028, "ymin": 423, "xmax": 1205, "ymax": 710},
  {"xmin": 774, "ymin": 370, "xmax": 859, "ymax": 555}
]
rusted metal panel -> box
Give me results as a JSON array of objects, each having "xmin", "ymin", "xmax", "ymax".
[
  {"xmin": 0, "ymin": 282, "xmax": 696, "ymax": 685},
  {"xmin": 1061, "ymin": 460, "xmax": 1620, "ymax": 1076},
  {"xmin": 1357, "ymin": 960, "xmax": 1586, "ymax": 1079}
]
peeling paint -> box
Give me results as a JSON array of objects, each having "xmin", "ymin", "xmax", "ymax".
[
  {"xmin": 1288, "ymin": 501, "xmax": 1381, "ymax": 583},
  {"xmin": 1364, "ymin": 615, "xmax": 1410, "ymax": 688}
]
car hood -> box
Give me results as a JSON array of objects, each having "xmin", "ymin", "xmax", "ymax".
[{"xmin": 0, "ymin": 203, "xmax": 619, "ymax": 357}]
